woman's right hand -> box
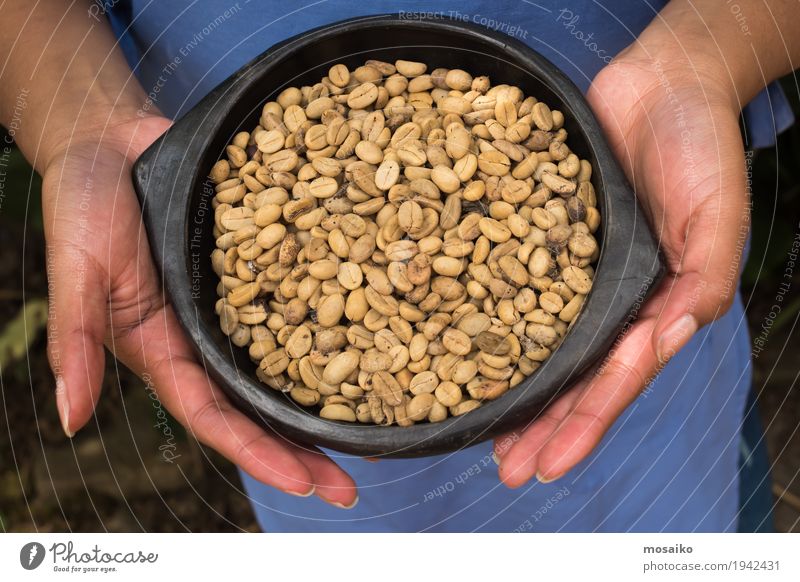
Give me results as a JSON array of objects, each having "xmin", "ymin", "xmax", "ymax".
[{"xmin": 43, "ymin": 113, "xmax": 358, "ymax": 508}]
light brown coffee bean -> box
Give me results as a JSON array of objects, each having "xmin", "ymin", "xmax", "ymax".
[
  {"xmin": 562, "ymin": 265, "xmax": 593, "ymax": 294},
  {"xmin": 395, "ymin": 59, "xmax": 427, "ymax": 77},
  {"xmin": 405, "ymin": 393, "xmax": 434, "ymax": 421},
  {"xmin": 360, "ymin": 349, "xmax": 393, "ymax": 373},
  {"xmin": 431, "ymin": 276, "xmax": 465, "ymax": 301},
  {"xmin": 452, "ymin": 360, "xmax": 478, "ymax": 385},
  {"xmin": 409, "ymin": 371, "xmax": 439, "ymax": 395},
  {"xmin": 337, "ymin": 262, "xmax": 363, "ymax": 290},
  {"xmin": 308, "ymin": 259, "xmax": 339, "ymax": 280},
  {"xmin": 442, "ymin": 328, "xmax": 472, "ymax": 356},
  {"xmin": 375, "ymin": 159, "xmax": 400, "ymax": 190},
  {"xmin": 365, "ymin": 285, "xmax": 399, "ymax": 316},
  {"xmin": 495, "ymin": 99, "xmax": 517, "ymax": 127},
  {"xmin": 255, "ymin": 223, "xmax": 286, "ymax": 250},
  {"xmin": 525, "ymin": 323, "xmax": 558, "ymax": 346},
  {"xmin": 291, "ymin": 387, "xmax": 321, "ymax": 407},
  {"xmin": 398, "ymin": 200, "xmax": 424, "ymax": 234},
  {"xmin": 372, "ymin": 370, "xmax": 404, "ymax": 406},
  {"xmin": 457, "ymin": 213, "xmax": 483, "ymax": 241},
  {"xmin": 227, "ymin": 282, "xmax": 260, "ymax": 307},
  {"xmin": 433, "ymin": 256, "xmax": 466, "ymax": 277},
  {"xmin": 385, "ymin": 240, "xmax": 419, "ymax": 261},
  {"xmin": 430, "ymin": 165, "xmax": 460, "ymax": 193},
  {"xmin": 539, "ymin": 292, "xmax": 564, "ymax": 314},
  {"xmin": 450, "ymin": 399, "xmax": 481, "ymax": 416},
  {"xmin": 260, "ymin": 348, "xmax": 289, "ymax": 377},
  {"xmin": 219, "ymin": 303, "xmax": 239, "ymax": 335},
  {"xmin": 355, "ymin": 140, "xmax": 384, "ymax": 164},
  {"xmin": 531, "ymin": 102, "xmax": 554, "ymax": 131},
  {"xmin": 541, "ymin": 171, "xmax": 576, "ymax": 195},
  {"xmin": 309, "ymin": 176, "xmax": 339, "ymax": 198},
  {"xmin": 320, "ymin": 404, "xmax": 357, "ymax": 422},
  {"xmin": 498, "ymin": 255, "xmax": 528, "ymax": 287},
  {"xmin": 445, "ymin": 69, "xmax": 472, "ymax": 91},
  {"xmin": 347, "ymin": 82, "xmax": 379, "ymax": 109},
  {"xmin": 348, "ymin": 233, "xmax": 375, "ymax": 263},
  {"xmin": 323, "ymin": 350, "xmax": 360, "ymax": 384},
  {"xmin": 286, "ymin": 324, "xmax": 313, "ymax": 359},
  {"xmin": 317, "ymin": 293, "xmax": 345, "ymax": 327},
  {"xmin": 478, "ymin": 217, "xmax": 512, "ymax": 243},
  {"xmin": 387, "ymin": 262, "xmax": 414, "ymax": 293},
  {"xmin": 467, "ymin": 379, "xmax": 509, "ymax": 401},
  {"xmin": 568, "ymin": 231, "xmax": 597, "ymax": 258},
  {"xmin": 328, "ymin": 64, "xmax": 350, "ymax": 87},
  {"xmin": 477, "ymin": 150, "xmax": 511, "ymax": 176}
]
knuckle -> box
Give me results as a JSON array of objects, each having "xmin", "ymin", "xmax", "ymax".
[
  {"xmin": 233, "ymin": 432, "xmax": 271, "ymax": 465},
  {"xmin": 187, "ymin": 398, "xmax": 220, "ymax": 436},
  {"xmin": 597, "ymin": 358, "xmax": 647, "ymax": 392}
]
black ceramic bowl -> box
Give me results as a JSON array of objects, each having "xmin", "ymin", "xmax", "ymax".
[{"xmin": 132, "ymin": 15, "xmax": 664, "ymax": 457}]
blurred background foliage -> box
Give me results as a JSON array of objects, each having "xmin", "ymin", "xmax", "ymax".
[{"xmin": 0, "ymin": 77, "xmax": 798, "ymax": 532}]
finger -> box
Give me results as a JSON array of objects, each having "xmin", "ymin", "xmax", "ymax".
[
  {"xmin": 123, "ymin": 307, "xmax": 313, "ymax": 495},
  {"xmin": 652, "ymin": 187, "xmax": 747, "ymax": 364},
  {"xmin": 497, "ymin": 286, "xmax": 664, "ymax": 486},
  {"xmin": 494, "ymin": 384, "xmax": 583, "ymax": 459},
  {"xmin": 113, "ymin": 305, "xmax": 358, "ymax": 499},
  {"xmin": 495, "ymin": 384, "xmax": 583, "ymax": 488},
  {"xmin": 290, "ymin": 445, "xmax": 359, "ymax": 508},
  {"xmin": 535, "ymin": 314, "xmax": 658, "ymax": 482},
  {"xmin": 43, "ymin": 178, "xmax": 109, "ymax": 437}
]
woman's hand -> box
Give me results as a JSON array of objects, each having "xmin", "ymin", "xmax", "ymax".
[
  {"xmin": 495, "ymin": 48, "xmax": 749, "ymax": 485},
  {"xmin": 43, "ymin": 114, "xmax": 358, "ymax": 507}
]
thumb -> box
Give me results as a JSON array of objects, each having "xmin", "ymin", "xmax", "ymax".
[
  {"xmin": 43, "ymin": 162, "xmax": 110, "ymax": 437},
  {"xmin": 45, "ymin": 238, "xmax": 108, "ymax": 437},
  {"xmin": 652, "ymin": 143, "xmax": 748, "ymax": 364}
]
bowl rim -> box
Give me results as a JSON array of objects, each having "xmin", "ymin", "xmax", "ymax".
[{"xmin": 132, "ymin": 14, "xmax": 665, "ymax": 458}]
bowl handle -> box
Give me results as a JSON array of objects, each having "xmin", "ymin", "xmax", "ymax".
[
  {"xmin": 131, "ymin": 96, "xmax": 220, "ymax": 273},
  {"xmin": 132, "ymin": 130, "xmax": 177, "ymax": 273}
]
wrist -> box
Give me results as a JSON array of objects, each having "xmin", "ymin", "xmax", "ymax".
[
  {"xmin": 0, "ymin": 0, "xmax": 160, "ymax": 172},
  {"xmin": 41, "ymin": 100, "xmax": 157, "ymax": 169},
  {"xmin": 617, "ymin": 0, "xmax": 790, "ymax": 112}
]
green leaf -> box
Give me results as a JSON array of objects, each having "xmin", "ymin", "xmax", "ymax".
[
  {"xmin": 0, "ymin": 134, "xmax": 43, "ymax": 231},
  {"xmin": 0, "ymin": 298, "xmax": 48, "ymax": 370},
  {"xmin": 772, "ymin": 295, "xmax": 800, "ymax": 333}
]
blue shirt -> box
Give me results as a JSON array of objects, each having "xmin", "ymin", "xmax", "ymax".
[{"xmin": 109, "ymin": 0, "xmax": 787, "ymax": 531}]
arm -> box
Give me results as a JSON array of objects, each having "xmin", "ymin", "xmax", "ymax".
[
  {"xmin": 0, "ymin": 0, "xmax": 357, "ymax": 507},
  {"xmin": 634, "ymin": 0, "xmax": 800, "ymax": 108},
  {"xmin": 0, "ymin": 0, "xmax": 148, "ymax": 170},
  {"xmin": 497, "ymin": 0, "xmax": 800, "ymax": 484}
]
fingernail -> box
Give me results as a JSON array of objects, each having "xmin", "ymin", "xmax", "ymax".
[
  {"xmin": 536, "ymin": 471, "xmax": 563, "ymax": 484},
  {"xmin": 492, "ymin": 452, "xmax": 500, "ymax": 465},
  {"xmin": 328, "ymin": 495, "xmax": 359, "ymax": 510},
  {"xmin": 55, "ymin": 376, "xmax": 74, "ymax": 438},
  {"xmin": 657, "ymin": 314, "xmax": 698, "ymax": 364},
  {"xmin": 286, "ymin": 485, "xmax": 316, "ymax": 497}
]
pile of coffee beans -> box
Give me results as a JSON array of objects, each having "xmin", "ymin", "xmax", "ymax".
[{"xmin": 209, "ymin": 59, "xmax": 600, "ymax": 425}]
